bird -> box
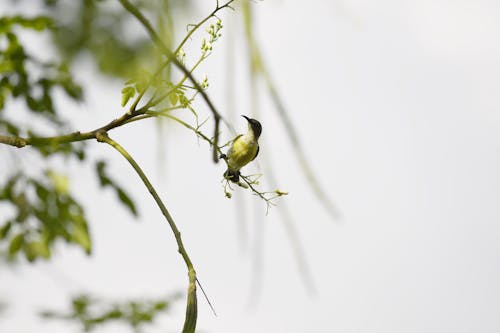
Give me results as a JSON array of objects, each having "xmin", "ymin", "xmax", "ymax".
[{"xmin": 222, "ymin": 115, "xmax": 262, "ymax": 183}]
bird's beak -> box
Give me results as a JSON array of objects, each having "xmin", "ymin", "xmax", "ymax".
[{"xmin": 241, "ymin": 115, "xmax": 251, "ymax": 122}]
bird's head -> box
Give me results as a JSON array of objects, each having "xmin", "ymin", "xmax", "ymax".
[{"xmin": 242, "ymin": 115, "xmax": 262, "ymax": 139}]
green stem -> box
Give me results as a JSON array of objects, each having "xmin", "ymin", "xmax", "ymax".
[
  {"xmin": 95, "ymin": 131, "xmax": 197, "ymax": 333},
  {"xmin": 0, "ymin": 107, "xmax": 143, "ymax": 149}
]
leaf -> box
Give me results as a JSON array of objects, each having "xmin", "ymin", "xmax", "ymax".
[
  {"xmin": 71, "ymin": 224, "xmax": 91, "ymax": 255},
  {"xmin": 121, "ymin": 86, "xmax": 135, "ymax": 107},
  {"xmin": 117, "ymin": 188, "xmax": 138, "ymax": 216},
  {"xmin": 0, "ymin": 222, "xmax": 12, "ymax": 240},
  {"xmin": 28, "ymin": 16, "xmax": 54, "ymax": 31},
  {"xmin": 154, "ymin": 301, "xmax": 168, "ymax": 311},
  {"xmin": 3, "ymin": 16, "xmax": 54, "ymax": 31},
  {"xmin": 169, "ymin": 92, "xmax": 178, "ymax": 106},
  {"xmin": 95, "ymin": 161, "xmax": 111, "ymax": 186},
  {"xmin": 25, "ymin": 240, "xmax": 51, "ymax": 261},
  {"xmin": 47, "ymin": 171, "xmax": 70, "ymax": 195},
  {"xmin": 179, "ymin": 94, "xmax": 190, "ymax": 107},
  {"xmin": 8, "ymin": 233, "xmax": 24, "ymax": 257},
  {"xmin": 61, "ymin": 80, "xmax": 83, "ymax": 100},
  {"xmin": 95, "ymin": 160, "xmax": 138, "ymax": 217}
]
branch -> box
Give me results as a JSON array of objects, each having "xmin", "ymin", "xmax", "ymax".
[
  {"xmin": 118, "ymin": 0, "xmax": 229, "ymax": 163},
  {"xmin": 95, "ymin": 131, "xmax": 198, "ymax": 333},
  {"xmin": 0, "ymin": 108, "xmax": 141, "ymax": 149},
  {"xmin": 153, "ymin": 113, "xmax": 223, "ymax": 155}
]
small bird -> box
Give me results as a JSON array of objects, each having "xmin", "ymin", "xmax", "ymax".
[{"xmin": 222, "ymin": 115, "xmax": 262, "ymax": 183}]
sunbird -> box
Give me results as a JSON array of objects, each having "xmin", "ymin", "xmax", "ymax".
[{"xmin": 222, "ymin": 115, "xmax": 262, "ymax": 183}]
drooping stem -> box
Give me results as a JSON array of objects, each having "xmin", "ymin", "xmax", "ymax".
[
  {"xmin": 242, "ymin": 1, "xmax": 340, "ymax": 220},
  {"xmin": 95, "ymin": 130, "xmax": 197, "ymax": 333}
]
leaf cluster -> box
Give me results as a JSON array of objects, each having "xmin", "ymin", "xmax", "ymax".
[
  {"xmin": 0, "ymin": 171, "xmax": 91, "ymax": 262},
  {"xmin": 95, "ymin": 160, "xmax": 138, "ymax": 216},
  {"xmin": 46, "ymin": 0, "xmax": 159, "ymax": 79},
  {"xmin": 40, "ymin": 293, "xmax": 181, "ymax": 332},
  {"xmin": 0, "ymin": 15, "xmax": 83, "ymax": 126}
]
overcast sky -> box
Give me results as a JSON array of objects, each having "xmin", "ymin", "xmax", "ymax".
[{"xmin": 2, "ymin": 1, "xmax": 500, "ymax": 332}]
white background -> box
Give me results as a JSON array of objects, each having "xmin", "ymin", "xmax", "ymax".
[{"xmin": 1, "ymin": 0, "xmax": 500, "ymax": 332}]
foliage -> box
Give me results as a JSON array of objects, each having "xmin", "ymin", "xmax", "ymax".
[
  {"xmin": 0, "ymin": 14, "xmax": 82, "ymax": 135},
  {"xmin": 40, "ymin": 293, "xmax": 182, "ymax": 332},
  {"xmin": 0, "ymin": 170, "xmax": 91, "ymax": 261},
  {"xmin": 95, "ymin": 160, "xmax": 138, "ymax": 217},
  {"xmin": 0, "ymin": 1, "xmax": 240, "ymax": 331},
  {"xmin": 0, "ymin": 0, "xmax": 338, "ymax": 332}
]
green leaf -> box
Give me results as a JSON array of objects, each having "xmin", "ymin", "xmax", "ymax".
[
  {"xmin": 71, "ymin": 224, "xmax": 91, "ymax": 255},
  {"xmin": 8, "ymin": 233, "xmax": 24, "ymax": 257},
  {"xmin": 95, "ymin": 161, "xmax": 111, "ymax": 186},
  {"xmin": 28, "ymin": 16, "xmax": 54, "ymax": 31},
  {"xmin": 95, "ymin": 160, "xmax": 138, "ymax": 217},
  {"xmin": 0, "ymin": 222, "xmax": 12, "ymax": 240},
  {"xmin": 25, "ymin": 240, "xmax": 51, "ymax": 261},
  {"xmin": 117, "ymin": 188, "xmax": 138, "ymax": 216},
  {"xmin": 179, "ymin": 94, "xmax": 190, "ymax": 107},
  {"xmin": 0, "ymin": 16, "xmax": 53, "ymax": 32},
  {"xmin": 121, "ymin": 86, "xmax": 135, "ymax": 107},
  {"xmin": 61, "ymin": 80, "xmax": 83, "ymax": 100},
  {"xmin": 154, "ymin": 301, "xmax": 167, "ymax": 311},
  {"xmin": 169, "ymin": 92, "xmax": 178, "ymax": 106}
]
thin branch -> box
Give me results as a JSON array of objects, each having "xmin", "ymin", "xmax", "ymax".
[
  {"xmin": 0, "ymin": 108, "xmax": 142, "ymax": 149},
  {"xmin": 174, "ymin": 0, "xmax": 236, "ymax": 56},
  {"xmin": 95, "ymin": 131, "xmax": 198, "ymax": 333},
  {"xmin": 153, "ymin": 113, "xmax": 222, "ymax": 154},
  {"xmin": 118, "ymin": 0, "xmax": 228, "ymax": 163}
]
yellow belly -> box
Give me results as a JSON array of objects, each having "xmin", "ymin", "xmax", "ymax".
[{"xmin": 227, "ymin": 136, "xmax": 258, "ymax": 171}]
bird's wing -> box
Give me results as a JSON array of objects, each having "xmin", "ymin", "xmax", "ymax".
[
  {"xmin": 232, "ymin": 134, "xmax": 243, "ymax": 143},
  {"xmin": 225, "ymin": 134, "xmax": 242, "ymax": 158},
  {"xmin": 252, "ymin": 145, "xmax": 260, "ymax": 161}
]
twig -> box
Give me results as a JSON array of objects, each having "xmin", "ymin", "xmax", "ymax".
[{"xmin": 174, "ymin": 0, "xmax": 237, "ymax": 56}]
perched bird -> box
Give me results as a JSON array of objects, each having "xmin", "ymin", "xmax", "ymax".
[{"xmin": 222, "ymin": 115, "xmax": 262, "ymax": 183}]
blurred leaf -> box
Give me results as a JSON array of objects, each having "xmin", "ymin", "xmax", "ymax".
[
  {"xmin": 0, "ymin": 16, "xmax": 53, "ymax": 33},
  {"xmin": 116, "ymin": 188, "xmax": 138, "ymax": 216},
  {"xmin": 95, "ymin": 160, "xmax": 138, "ymax": 217},
  {"xmin": 8, "ymin": 233, "xmax": 24, "ymax": 257},
  {"xmin": 40, "ymin": 293, "xmax": 182, "ymax": 332},
  {"xmin": 169, "ymin": 92, "xmax": 178, "ymax": 106},
  {"xmin": 0, "ymin": 172, "xmax": 92, "ymax": 261},
  {"xmin": 0, "ymin": 222, "xmax": 12, "ymax": 240},
  {"xmin": 71, "ymin": 223, "xmax": 91, "ymax": 255},
  {"xmin": 24, "ymin": 240, "xmax": 51, "ymax": 262},
  {"xmin": 47, "ymin": 171, "xmax": 70, "ymax": 195}
]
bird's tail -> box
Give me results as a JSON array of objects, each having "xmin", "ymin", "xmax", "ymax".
[{"xmin": 224, "ymin": 169, "xmax": 240, "ymax": 183}]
